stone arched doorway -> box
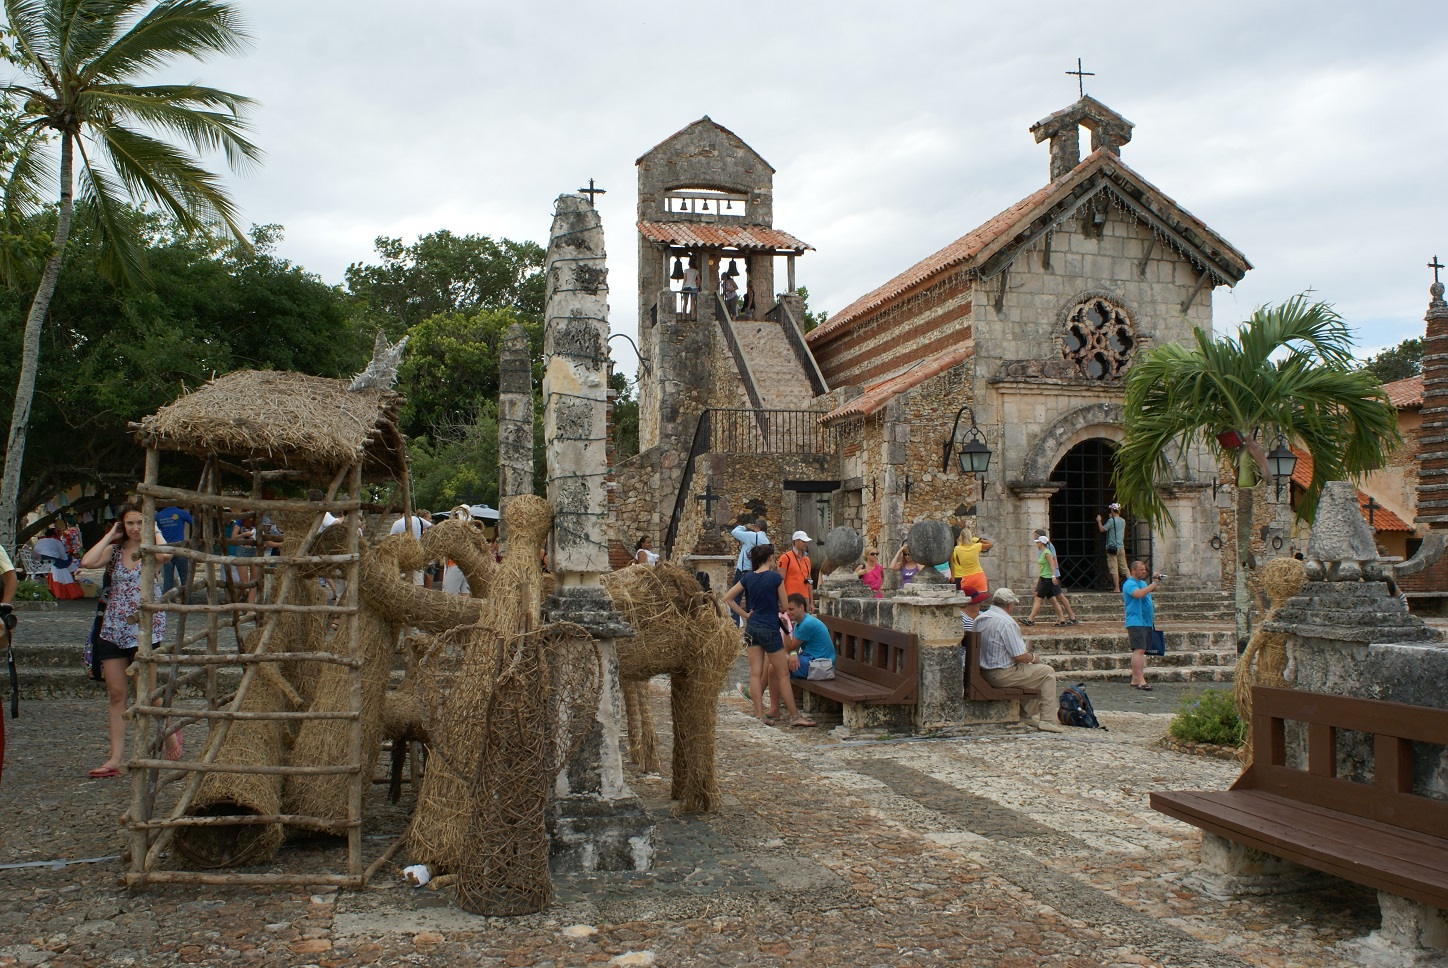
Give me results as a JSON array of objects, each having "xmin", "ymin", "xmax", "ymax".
[{"xmin": 1048, "ymin": 438, "xmax": 1119, "ymax": 590}]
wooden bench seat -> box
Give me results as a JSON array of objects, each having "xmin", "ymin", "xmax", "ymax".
[
  {"xmin": 961, "ymin": 630, "xmax": 1030, "ymax": 703},
  {"xmin": 792, "ymin": 615, "xmax": 917, "ymax": 706},
  {"xmin": 1151, "ymin": 685, "xmax": 1448, "ymax": 911}
]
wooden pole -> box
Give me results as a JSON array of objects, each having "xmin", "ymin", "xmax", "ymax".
[
  {"xmin": 128, "ymin": 447, "xmax": 161, "ymax": 882},
  {"xmin": 345, "ymin": 462, "xmax": 365, "ymax": 879}
]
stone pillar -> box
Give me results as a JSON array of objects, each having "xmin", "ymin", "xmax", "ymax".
[
  {"xmin": 1008, "ymin": 484, "xmax": 1061, "ymax": 591},
  {"xmin": 892, "ymin": 584, "xmax": 969, "ymax": 729},
  {"xmin": 879, "ymin": 400, "xmax": 908, "ymax": 587},
  {"xmin": 1416, "ymin": 280, "xmax": 1448, "ymax": 526},
  {"xmin": 540, "ymin": 193, "xmax": 652, "ymax": 871},
  {"xmin": 498, "ymin": 323, "xmax": 534, "ymax": 528}
]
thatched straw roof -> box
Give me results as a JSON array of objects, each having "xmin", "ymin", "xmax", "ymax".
[{"xmin": 135, "ymin": 370, "xmax": 406, "ymax": 478}]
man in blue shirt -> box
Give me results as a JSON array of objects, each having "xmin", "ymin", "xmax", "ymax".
[
  {"xmin": 784, "ymin": 593, "xmax": 835, "ymax": 679},
  {"xmin": 1122, "ymin": 560, "xmax": 1162, "ymax": 690},
  {"xmin": 155, "ymin": 506, "xmax": 194, "ymax": 596}
]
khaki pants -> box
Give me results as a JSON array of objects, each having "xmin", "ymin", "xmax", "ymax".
[
  {"xmin": 1106, "ymin": 548, "xmax": 1129, "ymax": 581},
  {"xmin": 982, "ymin": 661, "xmax": 1058, "ymax": 722}
]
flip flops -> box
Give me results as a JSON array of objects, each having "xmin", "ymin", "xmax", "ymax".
[
  {"xmin": 1020, "ymin": 618, "xmax": 1035, "ymax": 626},
  {"xmin": 88, "ymin": 765, "xmax": 122, "ymax": 778},
  {"xmin": 789, "ymin": 719, "xmax": 818, "ymax": 728},
  {"xmin": 1133, "ymin": 683, "xmax": 1153, "ymax": 691}
]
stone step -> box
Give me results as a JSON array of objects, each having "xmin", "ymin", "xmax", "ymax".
[
  {"xmin": 1060, "ymin": 666, "xmax": 1237, "ymax": 684},
  {"xmin": 1044, "ymin": 650, "xmax": 1238, "ymax": 673},
  {"xmin": 1024, "ymin": 629, "xmax": 1236, "ymax": 654},
  {"xmin": 731, "ymin": 321, "xmax": 815, "ymax": 410},
  {"xmin": 14, "ymin": 668, "xmax": 242, "ymax": 701}
]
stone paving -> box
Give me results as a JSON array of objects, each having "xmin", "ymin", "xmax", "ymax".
[{"xmin": 0, "ymin": 666, "xmax": 1391, "ymax": 967}]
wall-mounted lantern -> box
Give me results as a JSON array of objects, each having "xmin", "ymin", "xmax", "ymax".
[{"xmin": 943, "ymin": 407, "xmax": 993, "ymax": 499}]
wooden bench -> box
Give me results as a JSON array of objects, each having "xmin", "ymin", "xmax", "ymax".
[
  {"xmin": 791, "ymin": 615, "xmax": 917, "ymax": 706},
  {"xmin": 1151, "ymin": 685, "xmax": 1448, "ymax": 911},
  {"xmin": 961, "ymin": 630, "xmax": 1031, "ymax": 703}
]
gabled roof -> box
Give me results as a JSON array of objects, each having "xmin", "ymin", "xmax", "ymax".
[
  {"xmin": 1383, "ymin": 374, "xmax": 1423, "ymax": 410},
  {"xmin": 808, "ymin": 149, "xmax": 1252, "ymax": 345},
  {"xmin": 819, "ymin": 344, "xmax": 975, "ymax": 425},
  {"xmin": 637, "ymin": 221, "xmax": 811, "ymax": 253},
  {"xmin": 636, "ymin": 116, "xmax": 774, "ymax": 172}
]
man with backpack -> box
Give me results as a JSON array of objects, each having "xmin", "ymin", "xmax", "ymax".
[
  {"xmin": 974, "ymin": 588, "xmax": 1064, "ymax": 732},
  {"xmin": 778, "ymin": 531, "xmax": 814, "ymax": 609}
]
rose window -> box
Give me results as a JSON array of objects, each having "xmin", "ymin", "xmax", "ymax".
[{"xmin": 1061, "ymin": 297, "xmax": 1135, "ymax": 380}]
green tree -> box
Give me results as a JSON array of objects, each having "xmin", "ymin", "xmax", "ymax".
[
  {"xmin": 610, "ymin": 370, "xmax": 638, "ymax": 461},
  {"xmin": 0, "ymin": 213, "xmax": 363, "ymax": 544},
  {"xmin": 407, "ymin": 404, "xmax": 500, "ymax": 512},
  {"xmin": 1362, "ymin": 337, "xmax": 1422, "ymax": 384},
  {"xmin": 1114, "ymin": 296, "xmax": 1401, "ymax": 647},
  {"xmin": 797, "ymin": 285, "xmax": 828, "ymax": 334},
  {"xmin": 345, "ymin": 231, "xmax": 546, "ymax": 335},
  {"xmin": 0, "ymin": 0, "xmax": 260, "ymax": 552}
]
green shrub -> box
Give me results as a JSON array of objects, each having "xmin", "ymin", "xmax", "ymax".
[
  {"xmin": 1169, "ymin": 689, "xmax": 1246, "ymax": 747},
  {"xmin": 12, "ymin": 579, "xmax": 55, "ymax": 602}
]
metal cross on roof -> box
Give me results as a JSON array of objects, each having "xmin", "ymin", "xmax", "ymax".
[
  {"xmin": 578, "ymin": 179, "xmax": 607, "ymax": 206},
  {"xmin": 1066, "ymin": 58, "xmax": 1095, "ymax": 98},
  {"xmin": 1430, "ymin": 255, "xmax": 1445, "ymax": 285}
]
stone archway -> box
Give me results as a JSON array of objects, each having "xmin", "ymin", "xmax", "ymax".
[
  {"xmin": 1048, "ymin": 438, "xmax": 1120, "ymax": 590},
  {"xmin": 1021, "ymin": 402, "xmax": 1125, "ymax": 483}
]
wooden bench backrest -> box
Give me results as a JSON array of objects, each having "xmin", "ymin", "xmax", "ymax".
[
  {"xmin": 961, "ymin": 630, "xmax": 1028, "ymax": 700},
  {"xmin": 1247, "ymin": 685, "xmax": 1448, "ymax": 840},
  {"xmin": 819, "ymin": 614, "xmax": 918, "ymax": 700}
]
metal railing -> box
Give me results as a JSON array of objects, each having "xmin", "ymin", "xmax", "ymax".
[{"xmin": 711, "ymin": 408, "xmax": 835, "ymax": 455}]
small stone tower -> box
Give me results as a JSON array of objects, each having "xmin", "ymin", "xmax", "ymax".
[{"xmin": 1029, "ymin": 96, "xmax": 1135, "ymax": 180}]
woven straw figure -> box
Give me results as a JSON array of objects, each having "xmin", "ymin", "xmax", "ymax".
[
  {"xmin": 603, "ymin": 563, "xmax": 740, "ymax": 813},
  {"xmin": 1234, "ymin": 556, "xmax": 1306, "ymax": 764}
]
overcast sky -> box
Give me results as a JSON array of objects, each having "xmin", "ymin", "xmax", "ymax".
[{"xmin": 176, "ymin": 1, "xmax": 1446, "ymax": 379}]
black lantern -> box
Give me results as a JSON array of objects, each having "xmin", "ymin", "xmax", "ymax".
[
  {"xmin": 1266, "ymin": 433, "xmax": 1297, "ymax": 500},
  {"xmin": 670, "ymin": 257, "xmax": 685, "ymax": 281},
  {"xmin": 943, "ymin": 406, "xmax": 993, "ymax": 498}
]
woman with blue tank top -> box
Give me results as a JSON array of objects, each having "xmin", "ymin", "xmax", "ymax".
[{"xmin": 724, "ymin": 543, "xmax": 816, "ymax": 727}]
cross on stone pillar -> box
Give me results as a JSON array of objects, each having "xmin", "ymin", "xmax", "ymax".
[
  {"xmin": 695, "ymin": 488, "xmax": 722, "ymax": 518},
  {"xmin": 1066, "ymin": 57, "xmax": 1095, "ymax": 98},
  {"xmin": 578, "ymin": 178, "xmax": 606, "ymax": 206},
  {"xmin": 1430, "ymin": 255, "xmax": 1444, "ymax": 285}
]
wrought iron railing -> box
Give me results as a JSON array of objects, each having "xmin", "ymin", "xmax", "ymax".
[{"xmin": 711, "ymin": 408, "xmax": 835, "ymax": 455}]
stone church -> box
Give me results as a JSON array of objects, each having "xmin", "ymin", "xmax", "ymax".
[{"xmin": 612, "ymin": 98, "xmax": 1251, "ymax": 593}]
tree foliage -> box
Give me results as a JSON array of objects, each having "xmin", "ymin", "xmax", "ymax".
[
  {"xmin": 1115, "ymin": 296, "xmax": 1401, "ymax": 528},
  {"xmin": 797, "ymin": 285, "xmax": 828, "ymax": 334},
  {"xmin": 1361, "ymin": 337, "xmax": 1422, "ymax": 384},
  {"xmin": 344, "ymin": 230, "xmax": 546, "ymax": 335}
]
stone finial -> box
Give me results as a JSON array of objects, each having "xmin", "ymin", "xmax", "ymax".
[
  {"xmin": 821, "ymin": 526, "xmax": 864, "ymax": 576},
  {"xmin": 906, "ymin": 520, "xmax": 953, "ymax": 585},
  {"xmin": 1302, "ymin": 481, "xmax": 1379, "ymax": 582},
  {"xmin": 1029, "ymin": 96, "xmax": 1135, "ymax": 181},
  {"xmin": 1429, "ymin": 280, "xmax": 1447, "ymax": 319}
]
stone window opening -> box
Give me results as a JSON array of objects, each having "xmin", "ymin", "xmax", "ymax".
[
  {"xmin": 1061, "ymin": 296, "xmax": 1135, "ymax": 381},
  {"xmin": 664, "ymin": 188, "xmax": 747, "ymax": 217}
]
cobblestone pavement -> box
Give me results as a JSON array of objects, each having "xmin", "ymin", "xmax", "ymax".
[{"xmin": 1, "ymin": 681, "xmax": 1381, "ymax": 966}]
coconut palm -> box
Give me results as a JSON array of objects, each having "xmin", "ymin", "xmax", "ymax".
[
  {"xmin": 0, "ymin": 0, "xmax": 259, "ymax": 551},
  {"xmin": 1113, "ymin": 295, "xmax": 1401, "ymax": 646}
]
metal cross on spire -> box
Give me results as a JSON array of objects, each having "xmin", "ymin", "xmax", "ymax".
[
  {"xmin": 1430, "ymin": 255, "xmax": 1445, "ymax": 285},
  {"xmin": 1066, "ymin": 57, "xmax": 1095, "ymax": 98},
  {"xmin": 578, "ymin": 178, "xmax": 607, "ymax": 206}
]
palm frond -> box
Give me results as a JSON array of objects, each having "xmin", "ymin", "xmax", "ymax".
[
  {"xmin": 80, "ymin": 0, "xmax": 250, "ymax": 84},
  {"xmin": 82, "ymin": 84, "xmax": 260, "ymax": 170},
  {"xmin": 74, "ymin": 136, "xmax": 147, "ymax": 286},
  {"xmin": 4, "ymin": 0, "xmax": 63, "ymax": 90},
  {"xmin": 0, "ymin": 124, "xmax": 55, "ymax": 285},
  {"xmin": 51, "ymin": 0, "xmax": 136, "ymax": 76}
]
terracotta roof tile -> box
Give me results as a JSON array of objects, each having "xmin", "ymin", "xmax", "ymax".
[
  {"xmin": 1289, "ymin": 449, "xmax": 1409, "ymax": 532},
  {"xmin": 637, "ymin": 220, "xmax": 812, "ymax": 253},
  {"xmin": 819, "ymin": 344, "xmax": 974, "ymax": 424},
  {"xmin": 807, "ymin": 148, "xmax": 1251, "ymax": 346},
  {"xmin": 1383, "ymin": 374, "xmax": 1423, "ymax": 409}
]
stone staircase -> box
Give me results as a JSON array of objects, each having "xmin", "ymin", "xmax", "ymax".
[
  {"xmin": 1023, "ymin": 590, "xmax": 1238, "ymax": 683},
  {"xmin": 731, "ymin": 320, "xmax": 816, "ymax": 410}
]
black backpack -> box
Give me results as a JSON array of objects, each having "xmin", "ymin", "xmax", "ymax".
[{"xmin": 1057, "ymin": 683, "xmax": 1106, "ymax": 729}]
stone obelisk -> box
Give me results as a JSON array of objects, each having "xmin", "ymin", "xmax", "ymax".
[
  {"xmin": 497, "ymin": 323, "xmax": 534, "ymax": 534},
  {"xmin": 540, "ymin": 193, "xmax": 651, "ymax": 871}
]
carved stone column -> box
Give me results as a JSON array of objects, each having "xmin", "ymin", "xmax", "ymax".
[{"xmin": 498, "ymin": 323, "xmax": 535, "ymax": 521}]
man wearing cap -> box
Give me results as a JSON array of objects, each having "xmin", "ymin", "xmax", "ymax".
[
  {"xmin": 778, "ymin": 531, "xmax": 814, "ymax": 608},
  {"xmin": 1096, "ymin": 503, "xmax": 1129, "ymax": 592},
  {"xmin": 974, "ymin": 588, "xmax": 1064, "ymax": 732}
]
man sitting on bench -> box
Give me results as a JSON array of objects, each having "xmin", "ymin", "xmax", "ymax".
[
  {"xmin": 785, "ymin": 593, "xmax": 836, "ymax": 680},
  {"xmin": 975, "ymin": 587, "xmax": 1064, "ymax": 733}
]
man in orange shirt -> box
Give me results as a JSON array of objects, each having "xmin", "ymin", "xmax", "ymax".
[{"xmin": 779, "ymin": 531, "xmax": 815, "ymax": 609}]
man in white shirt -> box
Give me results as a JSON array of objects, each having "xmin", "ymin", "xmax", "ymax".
[
  {"xmin": 389, "ymin": 510, "xmax": 433, "ymax": 585},
  {"xmin": 729, "ymin": 517, "xmax": 770, "ymax": 625},
  {"xmin": 974, "ymin": 587, "xmax": 1063, "ymax": 732}
]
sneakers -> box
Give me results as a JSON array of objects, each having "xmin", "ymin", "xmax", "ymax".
[{"xmin": 1033, "ymin": 718, "xmax": 1066, "ymax": 733}]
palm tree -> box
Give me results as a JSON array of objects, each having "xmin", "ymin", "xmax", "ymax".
[
  {"xmin": 0, "ymin": 0, "xmax": 259, "ymax": 552},
  {"xmin": 1113, "ymin": 296, "xmax": 1401, "ymax": 647}
]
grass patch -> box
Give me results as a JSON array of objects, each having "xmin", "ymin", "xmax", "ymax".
[
  {"xmin": 1169, "ymin": 688, "xmax": 1245, "ymax": 747},
  {"xmin": 13, "ymin": 579, "xmax": 54, "ymax": 602}
]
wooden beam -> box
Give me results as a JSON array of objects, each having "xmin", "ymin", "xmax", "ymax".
[
  {"xmin": 1180, "ymin": 268, "xmax": 1211, "ymax": 314},
  {"xmin": 1138, "ymin": 238, "xmax": 1156, "ymax": 277},
  {"xmin": 995, "ymin": 265, "xmax": 1010, "ymax": 314},
  {"xmin": 1042, "ymin": 230, "xmax": 1053, "ymax": 271}
]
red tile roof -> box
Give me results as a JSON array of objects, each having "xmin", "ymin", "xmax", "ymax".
[
  {"xmin": 1289, "ymin": 449, "xmax": 1410, "ymax": 532},
  {"xmin": 637, "ymin": 220, "xmax": 812, "ymax": 253},
  {"xmin": 1383, "ymin": 374, "xmax": 1423, "ymax": 409},
  {"xmin": 807, "ymin": 148, "xmax": 1251, "ymax": 345},
  {"xmin": 819, "ymin": 344, "xmax": 975, "ymax": 424}
]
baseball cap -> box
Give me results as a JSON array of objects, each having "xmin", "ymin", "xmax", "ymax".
[
  {"xmin": 966, "ymin": 589, "xmax": 992, "ymax": 605},
  {"xmin": 1034, "ymin": 535, "xmax": 1050, "ymax": 545},
  {"xmin": 1109, "ymin": 502, "xmax": 1121, "ymax": 511},
  {"xmin": 993, "ymin": 588, "xmax": 1020, "ymax": 605},
  {"xmin": 791, "ymin": 530, "xmax": 812, "ymax": 542}
]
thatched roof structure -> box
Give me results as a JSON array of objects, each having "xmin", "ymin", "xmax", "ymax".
[{"xmin": 135, "ymin": 370, "xmax": 406, "ymax": 479}]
